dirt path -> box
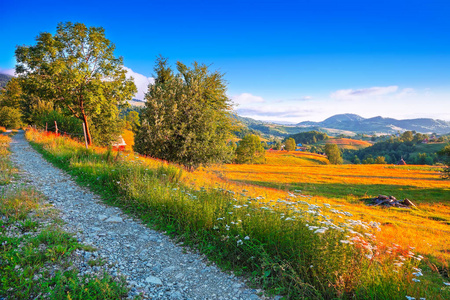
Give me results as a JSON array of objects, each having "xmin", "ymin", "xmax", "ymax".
[{"xmin": 9, "ymin": 131, "xmax": 264, "ymax": 300}]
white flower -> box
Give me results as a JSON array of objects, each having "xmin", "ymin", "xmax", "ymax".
[
  {"xmin": 412, "ymin": 271, "xmax": 423, "ymax": 277},
  {"xmin": 412, "ymin": 278, "xmax": 420, "ymax": 282},
  {"xmin": 244, "ymin": 236, "xmax": 250, "ymax": 240},
  {"xmin": 444, "ymin": 282, "xmax": 450, "ymax": 286},
  {"xmin": 228, "ymin": 212, "xmax": 233, "ymax": 214},
  {"xmin": 405, "ymin": 297, "xmax": 415, "ymax": 300},
  {"xmin": 237, "ymin": 240, "xmax": 243, "ymax": 246}
]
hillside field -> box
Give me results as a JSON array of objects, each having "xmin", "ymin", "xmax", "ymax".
[
  {"xmin": 212, "ymin": 150, "xmax": 450, "ymax": 265},
  {"xmin": 317, "ymin": 137, "xmax": 373, "ymax": 150}
]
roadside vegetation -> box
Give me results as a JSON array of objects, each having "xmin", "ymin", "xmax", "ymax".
[
  {"xmin": 26, "ymin": 129, "xmax": 450, "ymax": 299},
  {"xmin": 0, "ymin": 132, "xmax": 129, "ymax": 299}
]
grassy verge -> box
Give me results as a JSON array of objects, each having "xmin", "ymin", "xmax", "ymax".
[
  {"xmin": 26, "ymin": 129, "xmax": 450, "ymax": 299},
  {"xmin": 0, "ymin": 132, "xmax": 129, "ymax": 299}
]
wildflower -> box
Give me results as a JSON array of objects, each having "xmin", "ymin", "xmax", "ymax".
[
  {"xmin": 412, "ymin": 271, "xmax": 423, "ymax": 277},
  {"xmin": 405, "ymin": 297, "xmax": 415, "ymax": 300},
  {"xmin": 444, "ymin": 282, "xmax": 450, "ymax": 286},
  {"xmin": 284, "ymin": 217, "xmax": 293, "ymax": 221},
  {"xmin": 228, "ymin": 212, "xmax": 233, "ymax": 214},
  {"xmin": 237, "ymin": 240, "xmax": 243, "ymax": 246},
  {"xmin": 244, "ymin": 236, "xmax": 250, "ymax": 240},
  {"xmin": 217, "ymin": 217, "xmax": 224, "ymax": 220},
  {"xmin": 340, "ymin": 240, "xmax": 351, "ymax": 244},
  {"xmin": 314, "ymin": 228, "xmax": 327, "ymax": 234},
  {"xmin": 225, "ymin": 225, "xmax": 230, "ymax": 231},
  {"xmin": 393, "ymin": 262, "xmax": 404, "ymax": 267},
  {"xmin": 412, "ymin": 267, "xmax": 422, "ymax": 272},
  {"xmin": 412, "ymin": 278, "xmax": 420, "ymax": 282}
]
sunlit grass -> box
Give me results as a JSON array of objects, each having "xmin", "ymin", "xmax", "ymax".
[{"xmin": 25, "ymin": 128, "xmax": 450, "ymax": 299}]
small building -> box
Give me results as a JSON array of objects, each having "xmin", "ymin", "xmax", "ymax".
[
  {"xmin": 296, "ymin": 143, "xmax": 303, "ymax": 147},
  {"xmin": 397, "ymin": 158, "xmax": 407, "ymax": 165},
  {"xmin": 112, "ymin": 135, "xmax": 126, "ymax": 151}
]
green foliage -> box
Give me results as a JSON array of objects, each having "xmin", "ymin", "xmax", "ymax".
[
  {"xmin": 287, "ymin": 130, "xmax": 328, "ymax": 145},
  {"xmin": 284, "ymin": 137, "xmax": 296, "ymax": 151},
  {"xmin": 235, "ymin": 134, "xmax": 266, "ymax": 164},
  {"xmin": 125, "ymin": 110, "xmax": 140, "ymax": 131},
  {"xmin": 134, "ymin": 57, "xmax": 233, "ymax": 170},
  {"xmin": 438, "ymin": 144, "xmax": 450, "ymax": 179},
  {"xmin": 374, "ymin": 156, "xmax": 387, "ymax": 164},
  {"xmin": 36, "ymin": 110, "xmax": 83, "ymax": 136},
  {"xmin": 344, "ymin": 133, "xmax": 446, "ymax": 165},
  {"xmin": 15, "ymin": 22, "xmax": 136, "ymax": 145},
  {"xmin": 324, "ymin": 143, "xmax": 343, "ymax": 164},
  {"xmin": 0, "ymin": 106, "xmax": 22, "ymax": 129}
]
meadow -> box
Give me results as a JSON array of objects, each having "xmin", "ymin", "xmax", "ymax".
[{"xmin": 25, "ymin": 129, "xmax": 450, "ymax": 299}]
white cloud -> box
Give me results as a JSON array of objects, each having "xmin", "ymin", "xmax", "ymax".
[
  {"xmin": 231, "ymin": 93, "xmax": 265, "ymax": 107},
  {"xmin": 301, "ymin": 96, "xmax": 312, "ymax": 100},
  {"xmin": 0, "ymin": 68, "xmax": 16, "ymax": 76},
  {"xmin": 123, "ymin": 66, "xmax": 154, "ymax": 100},
  {"xmin": 330, "ymin": 85, "xmax": 398, "ymax": 100}
]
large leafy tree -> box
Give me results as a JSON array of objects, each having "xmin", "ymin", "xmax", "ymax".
[
  {"xmin": 235, "ymin": 134, "xmax": 266, "ymax": 164},
  {"xmin": 134, "ymin": 57, "xmax": 233, "ymax": 170},
  {"xmin": 324, "ymin": 143, "xmax": 343, "ymax": 165},
  {"xmin": 15, "ymin": 22, "xmax": 136, "ymax": 145},
  {"xmin": 284, "ymin": 137, "xmax": 296, "ymax": 151}
]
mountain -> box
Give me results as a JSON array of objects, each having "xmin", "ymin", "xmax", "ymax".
[
  {"xmin": 297, "ymin": 113, "xmax": 450, "ymax": 134},
  {"xmin": 0, "ymin": 73, "xmax": 13, "ymax": 88}
]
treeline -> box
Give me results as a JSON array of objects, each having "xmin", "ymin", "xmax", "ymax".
[
  {"xmin": 343, "ymin": 131, "xmax": 448, "ymax": 165},
  {"xmin": 286, "ymin": 131, "xmax": 328, "ymax": 145}
]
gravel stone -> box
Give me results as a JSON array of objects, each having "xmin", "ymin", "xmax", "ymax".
[{"xmin": 8, "ymin": 131, "xmax": 274, "ymax": 300}]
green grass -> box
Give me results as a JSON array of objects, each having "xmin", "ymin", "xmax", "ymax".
[
  {"xmin": 0, "ymin": 135, "xmax": 129, "ymax": 299},
  {"xmin": 26, "ymin": 130, "xmax": 450, "ymax": 300},
  {"xmin": 236, "ymin": 180, "xmax": 450, "ymax": 204}
]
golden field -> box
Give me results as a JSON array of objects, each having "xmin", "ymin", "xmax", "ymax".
[{"xmin": 209, "ymin": 150, "xmax": 450, "ymax": 265}]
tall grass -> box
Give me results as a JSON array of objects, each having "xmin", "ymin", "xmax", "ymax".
[{"xmin": 26, "ymin": 129, "xmax": 450, "ymax": 299}]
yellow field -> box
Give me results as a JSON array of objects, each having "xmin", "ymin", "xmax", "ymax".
[
  {"xmin": 320, "ymin": 137, "xmax": 373, "ymax": 150},
  {"xmin": 208, "ymin": 150, "xmax": 450, "ymax": 265}
]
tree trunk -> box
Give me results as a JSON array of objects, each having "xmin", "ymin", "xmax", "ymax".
[{"xmin": 82, "ymin": 115, "xmax": 93, "ymax": 145}]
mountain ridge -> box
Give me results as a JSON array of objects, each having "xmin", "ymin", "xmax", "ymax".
[{"xmin": 296, "ymin": 113, "xmax": 450, "ymax": 134}]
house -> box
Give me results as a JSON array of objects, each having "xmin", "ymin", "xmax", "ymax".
[
  {"xmin": 296, "ymin": 143, "xmax": 303, "ymax": 147},
  {"xmin": 112, "ymin": 135, "xmax": 126, "ymax": 151}
]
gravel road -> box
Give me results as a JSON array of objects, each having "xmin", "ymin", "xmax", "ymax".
[{"xmin": 9, "ymin": 131, "xmax": 267, "ymax": 300}]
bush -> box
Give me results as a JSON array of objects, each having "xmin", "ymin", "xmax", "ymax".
[
  {"xmin": 235, "ymin": 134, "xmax": 266, "ymax": 164},
  {"xmin": 0, "ymin": 106, "xmax": 22, "ymax": 129}
]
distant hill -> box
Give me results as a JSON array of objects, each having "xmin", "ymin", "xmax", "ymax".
[
  {"xmin": 297, "ymin": 113, "xmax": 450, "ymax": 134},
  {"xmin": 0, "ymin": 73, "xmax": 13, "ymax": 88}
]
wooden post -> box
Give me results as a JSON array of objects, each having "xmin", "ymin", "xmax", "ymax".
[
  {"xmin": 54, "ymin": 121, "xmax": 58, "ymax": 134},
  {"xmin": 45, "ymin": 122, "xmax": 48, "ymax": 132},
  {"xmin": 82, "ymin": 121, "xmax": 89, "ymax": 149}
]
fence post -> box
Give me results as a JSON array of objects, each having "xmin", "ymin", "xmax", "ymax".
[
  {"xmin": 45, "ymin": 122, "xmax": 48, "ymax": 132},
  {"xmin": 82, "ymin": 121, "xmax": 89, "ymax": 149},
  {"xmin": 54, "ymin": 121, "xmax": 58, "ymax": 134}
]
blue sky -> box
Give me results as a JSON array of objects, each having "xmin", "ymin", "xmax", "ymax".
[{"xmin": 1, "ymin": 0, "xmax": 449, "ymax": 122}]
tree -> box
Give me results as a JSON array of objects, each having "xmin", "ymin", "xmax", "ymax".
[
  {"xmin": 0, "ymin": 106, "xmax": 22, "ymax": 129},
  {"xmin": 15, "ymin": 22, "xmax": 136, "ymax": 145},
  {"xmin": 375, "ymin": 156, "xmax": 387, "ymax": 164},
  {"xmin": 438, "ymin": 144, "xmax": 450, "ymax": 179},
  {"xmin": 284, "ymin": 138, "xmax": 296, "ymax": 151},
  {"xmin": 324, "ymin": 143, "xmax": 343, "ymax": 164},
  {"xmin": 134, "ymin": 57, "xmax": 233, "ymax": 170},
  {"xmin": 235, "ymin": 134, "xmax": 266, "ymax": 164}
]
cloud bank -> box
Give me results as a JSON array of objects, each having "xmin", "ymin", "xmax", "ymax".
[
  {"xmin": 123, "ymin": 66, "xmax": 154, "ymax": 100},
  {"xmin": 330, "ymin": 86, "xmax": 398, "ymax": 100}
]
